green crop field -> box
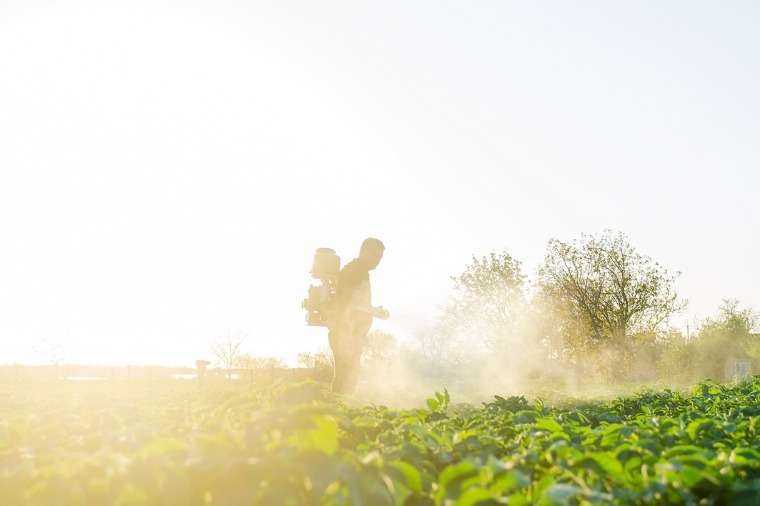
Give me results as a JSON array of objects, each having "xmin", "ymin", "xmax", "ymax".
[{"xmin": 2, "ymin": 378, "xmax": 760, "ymax": 505}]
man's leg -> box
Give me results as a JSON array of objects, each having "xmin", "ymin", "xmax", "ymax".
[
  {"xmin": 333, "ymin": 354, "xmax": 351, "ymax": 394},
  {"xmin": 328, "ymin": 328, "xmax": 348, "ymax": 394},
  {"xmin": 343, "ymin": 349, "xmax": 362, "ymax": 394},
  {"xmin": 341, "ymin": 334, "xmax": 365, "ymax": 394},
  {"xmin": 329, "ymin": 328, "xmax": 364, "ymax": 394}
]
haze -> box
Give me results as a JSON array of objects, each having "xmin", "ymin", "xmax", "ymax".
[{"xmin": 1, "ymin": 1, "xmax": 758, "ymax": 366}]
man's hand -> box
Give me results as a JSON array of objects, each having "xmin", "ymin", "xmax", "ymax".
[{"xmin": 349, "ymin": 304, "xmax": 390, "ymax": 320}]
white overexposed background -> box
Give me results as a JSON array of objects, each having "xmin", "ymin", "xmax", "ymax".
[{"xmin": 1, "ymin": 1, "xmax": 758, "ymax": 366}]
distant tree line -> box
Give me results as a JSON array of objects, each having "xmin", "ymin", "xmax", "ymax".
[{"xmin": 420, "ymin": 229, "xmax": 758, "ymax": 385}]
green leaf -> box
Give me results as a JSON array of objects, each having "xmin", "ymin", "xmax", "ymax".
[
  {"xmin": 686, "ymin": 418, "xmax": 714, "ymax": 440},
  {"xmin": 387, "ymin": 461, "xmax": 422, "ymax": 495},
  {"xmin": 512, "ymin": 410, "xmax": 537, "ymax": 424},
  {"xmin": 490, "ymin": 471, "xmax": 529, "ymax": 495},
  {"xmin": 540, "ymin": 483, "xmax": 583, "ymax": 506},
  {"xmin": 439, "ymin": 461, "xmax": 478, "ymax": 489},
  {"xmin": 589, "ymin": 452, "xmax": 625, "ymax": 479},
  {"xmin": 535, "ymin": 417, "xmax": 563, "ymax": 433},
  {"xmin": 600, "ymin": 423, "xmax": 623, "ymax": 447},
  {"xmin": 663, "ymin": 445, "xmax": 706, "ymax": 458},
  {"xmin": 453, "ymin": 430, "xmax": 480, "ymax": 445},
  {"xmin": 454, "ymin": 487, "xmax": 494, "ymax": 506},
  {"xmin": 287, "ymin": 415, "xmax": 339, "ymax": 455},
  {"xmin": 426, "ymin": 397, "xmax": 441, "ymax": 412}
]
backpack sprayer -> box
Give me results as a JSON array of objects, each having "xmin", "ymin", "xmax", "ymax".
[
  {"xmin": 302, "ymin": 248, "xmax": 341, "ymax": 327},
  {"xmin": 302, "ymin": 247, "xmax": 390, "ymax": 327}
]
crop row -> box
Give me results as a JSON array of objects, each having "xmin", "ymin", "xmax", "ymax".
[{"xmin": 1, "ymin": 379, "xmax": 760, "ymax": 504}]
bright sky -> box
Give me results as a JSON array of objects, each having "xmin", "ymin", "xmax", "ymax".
[{"xmin": 1, "ymin": 1, "xmax": 758, "ymax": 366}]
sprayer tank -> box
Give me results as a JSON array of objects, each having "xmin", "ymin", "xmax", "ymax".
[{"xmin": 310, "ymin": 248, "xmax": 340, "ymax": 280}]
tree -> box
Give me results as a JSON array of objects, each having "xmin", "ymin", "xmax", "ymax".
[
  {"xmin": 440, "ymin": 250, "xmax": 527, "ymax": 351},
  {"xmin": 654, "ymin": 328, "xmax": 694, "ymax": 384},
  {"xmin": 362, "ymin": 330, "xmax": 398, "ymax": 369},
  {"xmin": 236, "ymin": 353, "xmax": 286, "ymax": 385},
  {"xmin": 297, "ymin": 350, "xmax": 334, "ymax": 382},
  {"xmin": 530, "ymin": 286, "xmax": 594, "ymax": 361},
  {"xmin": 689, "ymin": 300, "xmax": 759, "ymax": 380},
  {"xmin": 297, "ymin": 350, "xmax": 334, "ymax": 370},
  {"xmin": 236, "ymin": 354, "xmax": 286, "ymax": 371},
  {"xmin": 703, "ymin": 299, "xmax": 758, "ymax": 336},
  {"xmin": 211, "ymin": 334, "xmax": 244, "ymax": 380},
  {"xmin": 538, "ymin": 230, "xmax": 685, "ymax": 367}
]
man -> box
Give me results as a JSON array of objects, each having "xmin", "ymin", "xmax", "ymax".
[{"xmin": 328, "ymin": 237, "xmax": 388, "ymax": 394}]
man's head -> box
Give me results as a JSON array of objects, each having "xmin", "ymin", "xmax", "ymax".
[{"xmin": 359, "ymin": 237, "xmax": 385, "ymax": 270}]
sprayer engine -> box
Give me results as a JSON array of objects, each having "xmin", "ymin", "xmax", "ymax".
[{"xmin": 302, "ymin": 248, "xmax": 340, "ymax": 327}]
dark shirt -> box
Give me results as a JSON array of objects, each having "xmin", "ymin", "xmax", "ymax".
[
  {"xmin": 333, "ymin": 259, "xmax": 372, "ymax": 336},
  {"xmin": 336, "ymin": 259, "xmax": 369, "ymax": 304}
]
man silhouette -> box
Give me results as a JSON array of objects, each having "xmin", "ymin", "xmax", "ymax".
[{"xmin": 328, "ymin": 238, "xmax": 388, "ymax": 394}]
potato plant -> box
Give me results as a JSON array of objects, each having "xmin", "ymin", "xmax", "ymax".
[{"xmin": 1, "ymin": 378, "xmax": 760, "ymax": 505}]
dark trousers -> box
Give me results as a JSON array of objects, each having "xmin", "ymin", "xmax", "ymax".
[{"xmin": 328, "ymin": 327, "xmax": 364, "ymax": 394}]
